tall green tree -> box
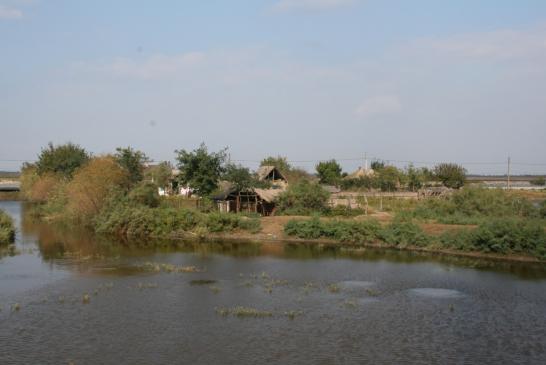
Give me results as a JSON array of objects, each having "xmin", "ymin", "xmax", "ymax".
[
  {"xmin": 377, "ymin": 166, "xmax": 402, "ymax": 192},
  {"xmin": 434, "ymin": 163, "xmax": 466, "ymax": 189},
  {"xmin": 175, "ymin": 143, "xmax": 227, "ymax": 196},
  {"xmin": 315, "ymin": 159, "xmax": 342, "ymax": 185},
  {"xmin": 145, "ymin": 161, "xmax": 173, "ymax": 189},
  {"xmin": 260, "ymin": 156, "xmax": 292, "ymax": 173},
  {"xmin": 114, "ymin": 147, "xmax": 149, "ymax": 186},
  {"xmin": 224, "ymin": 163, "xmax": 254, "ymax": 192},
  {"xmin": 36, "ymin": 142, "xmax": 90, "ymax": 178}
]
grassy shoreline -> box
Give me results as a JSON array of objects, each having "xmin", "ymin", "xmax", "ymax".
[{"xmin": 0, "ymin": 209, "xmax": 16, "ymax": 245}]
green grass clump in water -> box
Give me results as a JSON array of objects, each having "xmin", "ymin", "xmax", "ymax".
[
  {"xmin": 215, "ymin": 306, "xmax": 273, "ymax": 318},
  {"xmin": 327, "ymin": 283, "xmax": 340, "ymax": 293},
  {"xmin": 0, "ymin": 209, "xmax": 15, "ymax": 245},
  {"xmin": 284, "ymin": 310, "xmax": 303, "ymax": 320}
]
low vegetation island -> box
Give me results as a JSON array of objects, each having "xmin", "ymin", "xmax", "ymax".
[{"xmin": 13, "ymin": 142, "xmax": 546, "ymax": 262}]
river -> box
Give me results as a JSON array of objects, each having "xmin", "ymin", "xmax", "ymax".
[{"xmin": 1, "ymin": 201, "xmax": 546, "ymax": 364}]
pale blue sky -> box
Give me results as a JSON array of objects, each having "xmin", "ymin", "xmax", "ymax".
[{"xmin": 1, "ymin": 0, "xmax": 546, "ymax": 174}]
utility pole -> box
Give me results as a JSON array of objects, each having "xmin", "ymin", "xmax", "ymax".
[{"xmin": 507, "ymin": 156, "xmax": 511, "ymax": 190}]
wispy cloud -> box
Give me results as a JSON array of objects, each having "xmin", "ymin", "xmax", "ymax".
[
  {"xmin": 409, "ymin": 25, "xmax": 546, "ymax": 61},
  {"xmin": 85, "ymin": 52, "xmax": 206, "ymax": 80},
  {"xmin": 0, "ymin": 5, "xmax": 23, "ymax": 19},
  {"xmin": 272, "ymin": 0, "xmax": 356, "ymax": 13},
  {"xmin": 355, "ymin": 95, "xmax": 401, "ymax": 119}
]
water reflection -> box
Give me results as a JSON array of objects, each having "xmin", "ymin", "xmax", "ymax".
[{"xmin": 9, "ymin": 201, "xmax": 546, "ymax": 280}]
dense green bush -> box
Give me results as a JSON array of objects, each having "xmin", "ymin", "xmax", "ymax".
[
  {"xmin": 0, "ymin": 209, "xmax": 15, "ymax": 245},
  {"xmin": 378, "ymin": 219, "xmax": 430, "ymax": 247},
  {"xmin": 284, "ymin": 217, "xmax": 381, "ymax": 244},
  {"xmin": 94, "ymin": 203, "xmax": 260, "ymax": 239},
  {"xmin": 277, "ymin": 180, "xmax": 330, "ymax": 215},
  {"xmin": 412, "ymin": 187, "xmax": 540, "ymax": 224},
  {"xmin": 440, "ymin": 218, "xmax": 546, "ymax": 258},
  {"xmin": 128, "ymin": 182, "xmax": 160, "ymax": 207}
]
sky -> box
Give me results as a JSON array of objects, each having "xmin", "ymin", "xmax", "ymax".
[{"xmin": 1, "ymin": 0, "xmax": 546, "ymax": 174}]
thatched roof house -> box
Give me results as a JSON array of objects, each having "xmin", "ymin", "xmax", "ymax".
[{"xmin": 213, "ymin": 166, "xmax": 288, "ymax": 216}]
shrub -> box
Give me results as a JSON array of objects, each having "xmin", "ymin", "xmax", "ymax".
[
  {"xmin": 470, "ymin": 218, "xmax": 546, "ymax": 256},
  {"xmin": 36, "ymin": 142, "xmax": 89, "ymax": 178},
  {"xmin": 412, "ymin": 187, "xmax": 540, "ymax": 224},
  {"xmin": 284, "ymin": 217, "xmax": 381, "ymax": 243},
  {"xmin": 379, "ymin": 219, "xmax": 430, "ymax": 247},
  {"xmin": 530, "ymin": 177, "xmax": 545, "ymax": 186},
  {"xmin": 277, "ymin": 180, "xmax": 330, "ymax": 215},
  {"xmin": 433, "ymin": 163, "xmax": 466, "ymax": 189},
  {"xmin": 0, "ymin": 210, "xmax": 15, "ymax": 245},
  {"xmin": 66, "ymin": 156, "xmax": 128, "ymax": 222},
  {"xmin": 128, "ymin": 182, "xmax": 160, "ymax": 207}
]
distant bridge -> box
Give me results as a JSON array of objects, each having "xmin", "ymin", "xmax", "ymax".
[{"xmin": 0, "ymin": 181, "xmax": 21, "ymax": 192}]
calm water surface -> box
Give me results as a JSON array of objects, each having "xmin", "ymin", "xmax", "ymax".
[{"xmin": 1, "ymin": 201, "xmax": 546, "ymax": 365}]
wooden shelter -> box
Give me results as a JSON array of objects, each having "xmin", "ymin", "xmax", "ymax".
[
  {"xmin": 214, "ymin": 187, "xmax": 282, "ymax": 216},
  {"xmin": 213, "ymin": 165, "xmax": 288, "ymax": 216}
]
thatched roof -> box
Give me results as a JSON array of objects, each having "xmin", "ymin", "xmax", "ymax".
[
  {"xmin": 345, "ymin": 166, "xmax": 375, "ymax": 179},
  {"xmin": 254, "ymin": 188, "xmax": 283, "ymax": 203},
  {"xmin": 212, "ymin": 182, "xmax": 284, "ymax": 203},
  {"xmin": 256, "ymin": 165, "xmax": 287, "ymax": 182}
]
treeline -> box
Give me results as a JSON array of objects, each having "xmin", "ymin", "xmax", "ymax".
[
  {"xmin": 316, "ymin": 159, "xmax": 466, "ymax": 191},
  {"xmin": 20, "ymin": 142, "xmax": 262, "ymax": 239}
]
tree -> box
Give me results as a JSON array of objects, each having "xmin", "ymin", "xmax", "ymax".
[
  {"xmin": 434, "ymin": 163, "xmax": 466, "ymax": 189},
  {"xmin": 224, "ymin": 163, "xmax": 254, "ymax": 192},
  {"xmin": 530, "ymin": 176, "xmax": 545, "ymax": 186},
  {"xmin": 36, "ymin": 142, "xmax": 90, "ymax": 178},
  {"xmin": 277, "ymin": 180, "xmax": 330, "ymax": 215},
  {"xmin": 316, "ymin": 159, "xmax": 342, "ymax": 185},
  {"xmin": 377, "ymin": 166, "xmax": 402, "ymax": 192},
  {"xmin": 145, "ymin": 161, "xmax": 173, "ymax": 189},
  {"xmin": 260, "ymin": 156, "xmax": 292, "ymax": 173},
  {"xmin": 114, "ymin": 147, "xmax": 149, "ymax": 186},
  {"xmin": 223, "ymin": 163, "xmax": 255, "ymax": 212},
  {"xmin": 175, "ymin": 143, "xmax": 227, "ymax": 197},
  {"xmin": 405, "ymin": 165, "xmax": 431, "ymax": 191},
  {"xmin": 371, "ymin": 160, "xmax": 385, "ymax": 171},
  {"xmin": 66, "ymin": 156, "xmax": 128, "ymax": 221}
]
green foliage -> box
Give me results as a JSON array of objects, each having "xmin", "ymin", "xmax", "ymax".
[
  {"xmin": 530, "ymin": 176, "xmax": 546, "ymax": 186},
  {"xmin": 316, "ymin": 159, "xmax": 342, "ymax": 185},
  {"xmin": 223, "ymin": 163, "xmax": 255, "ymax": 191},
  {"xmin": 284, "ymin": 217, "xmax": 381, "ymax": 243},
  {"xmin": 377, "ymin": 166, "xmax": 402, "ymax": 192},
  {"xmin": 434, "ymin": 163, "xmax": 466, "ymax": 189},
  {"xmin": 440, "ymin": 218, "xmax": 546, "ymax": 258},
  {"xmin": 412, "ymin": 187, "xmax": 540, "ymax": 224},
  {"xmin": 0, "ymin": 209, "xmax": 15, "ymax": 245},
  {"xmin": 340, "ymin": 176, "xmax": 376, "ymax": 191},
  {"xmin": 114, "ymin": 147, "xmax": 149, "ymax": 186},
  {"xmin": 260, "ymin": 156, "xmax": 291, "ymax": 174},
  {"xmin": 145, "ymin": 161, "xmax": 173, "ymax": 188},
  {"xmin": 277, "ymin": 180, "xmax": 330, "ymax": 215},
  {"xmin": 36, "ymin": 142, "xmax": 89, "ymax": 178},
  {"xmin": 406, "ymin": 165, "xmax": 431, "ymax": 191},
  {"xmin": 128, "ymin": 182, "xmax": 160, "ymax": 208},
  {"xmin": 378, "ymin": 218, "xmax": 430, "ymax": 247},
  {"xmin": 540, "ymin": 201, "xmax": 546, "ymax": 219},
  {"xmin": 371, "ymin": 160, "xmax": 385, "ymax": 170},
  {"xmin": 94, "ymin": 202, "xmax": 260, "ymax": 239},
  {"xmin": 175, "ymin": 143, "xmax": 227, "ymax": 197}
]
